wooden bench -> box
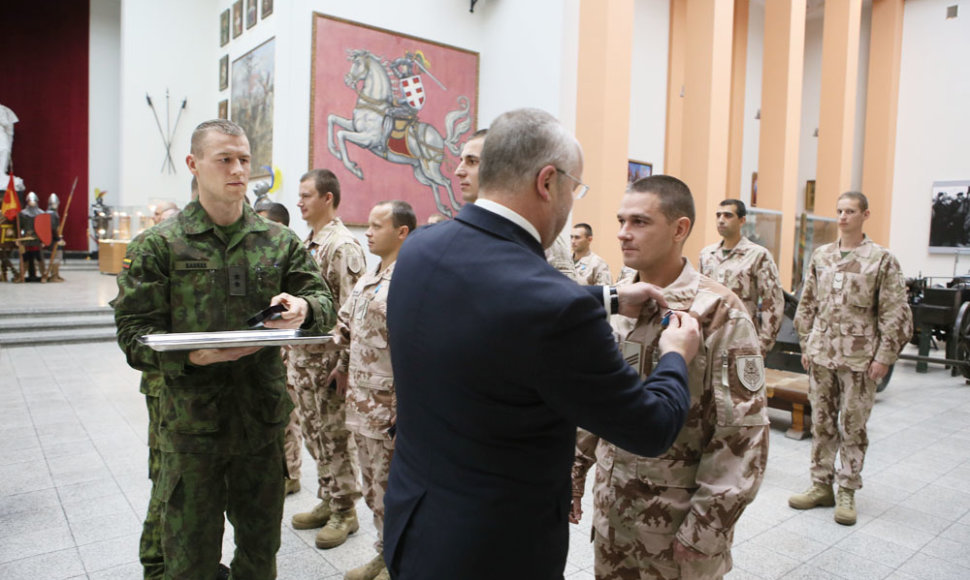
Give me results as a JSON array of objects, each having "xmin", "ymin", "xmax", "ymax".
[{"xmin": 764, "ymin": 368, "xmax": 811, "ymax": 440}]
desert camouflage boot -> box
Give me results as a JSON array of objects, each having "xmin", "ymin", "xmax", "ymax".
[
  {"xmin": 316, "ymin": 508, "xmax": 359, "ymax": 549},
  {"xmin": 292, "ymin": 500, "xmax": 331, "ymax": 529},
  {"xmin": 788, "ymin": 483, "xmax": 835, "ymax": 510},
  {"xmin": 834, "ymin": 487, "xmax": 857, "ymax": 525},
  {"xmin": 345, "ymin": 553, "xmax": 386, "ymax": 580}
]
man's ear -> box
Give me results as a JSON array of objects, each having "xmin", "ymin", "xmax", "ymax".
[
  {"xmin": 535, "ymin": 165, "xmax": 558, "ymax": 202},
  {"xmin": 673, "ymin": 217, "xmax": 692, "ymax": 243},
  {"xmin": 186, "ymin": 154, "xmax": 197, "ymax": 175}
]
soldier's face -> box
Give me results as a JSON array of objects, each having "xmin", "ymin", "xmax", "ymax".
[
  {"xmin": 836, "ymin": 198, "xmax": 869, "ymax": 234},
  {"xmin": 297, "ymin": 180, "xmax": 330, "ymax": 225},
  {"xmin": 715, "ymin": 207, "xmax": 744, "ymax": 238},
  {"xmin": 617, "ymin": 191, "xmax": 685, "ymax": 273},
  {"xmin": 187, "ymin": 131, "xmax": 250, "ymax": 206},
  {"xmin": 571, "ymin": 227, "xmax": 591, "ymax": 253},
  {"xmin": 366, "ymin": 204, "xmax": 406, "ymax": 259},
  {"xmin": 455, "ymin": 137, "xmax": 484, "ymax": 203}
]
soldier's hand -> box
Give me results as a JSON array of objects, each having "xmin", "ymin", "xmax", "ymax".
[
  {"xmin": 568, "ymin": 497, "xmax": 583, "ymax": 524},
  {"xmin": 264, "ymin": 293, "xmax": 308, "ymax": 329},
  {"xmin": 868, "ymin": 360, "xmax": 889, "ymax": 382},
  {"xmin": 189, "ymin": 346, "xmax": 262, "ymax": 366},
  {"xmin": 329, "ymin": 367, "xmax": 350, "ymax": 397},
  {"xmin": 616, "ymin": 282, "xmax": 668, "ymax": 318},
  {"xmin": 801, "ymin": 354, "xmax": 810, "ymax": 371},
  {"xmin": 673, "ymin": 539, "xmax": 706, "ymax": 562},
  {"xmin": 658, "ymin": 311, "xmax": 700, "ymax": 364}
]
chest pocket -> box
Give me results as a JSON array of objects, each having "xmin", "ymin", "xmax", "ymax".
[
  {"xmin": 717, "ymin": 267, "xmax": 750, "ymax": 300},
  {"xmin": 713, "ymin": 346, "xmax": 768, "ymax": 428},
  {"xmin": 170, "ymin": 269, "xmax": 221, "ymax": 332}
]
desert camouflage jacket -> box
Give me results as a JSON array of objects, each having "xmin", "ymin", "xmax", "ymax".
[
  {"xmin": 287, "ymin": 217, "xmax": 365, "ymax": 368},
  {"xmin": 574, "ymin": 251, "xmax": 612, "ymax": 287},
  {"xmin": 546, "ymin": 234, "xmax": 579, "ymax": 282},
  {"xmin": 572, "ymin": 260, "xmax": 769, "ymax": 556},
  {"xmin": 699, "ymin": 236, "xmax": 785, "ymax": 355},
  {"xmin": 113, "ymin": 201, "xmax": 334, "ymax": 454},
  {"xmin": 794, "ymin": 236, "xmax": 912, "ymax": 372},
  {"xmin": 335, "ymin": 261, "xmax": 396, "ymax": 440}
]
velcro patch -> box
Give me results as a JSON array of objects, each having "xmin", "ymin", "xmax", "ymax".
[
  {"xmin": 736, "ymin": 355, "xmax": 765, "ymax": 391},
  {"xmin": 122, "ymin": 258, "xmax": 132, "ymax": 269}
]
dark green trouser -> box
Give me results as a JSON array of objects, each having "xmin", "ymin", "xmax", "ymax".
[
  {"xmin": 141, "ymin": 395, "xmax": 164, "ymax": 580},
  {"xmin": 151, "ymin": 436, "xmax": 285, "ymax": 580}
]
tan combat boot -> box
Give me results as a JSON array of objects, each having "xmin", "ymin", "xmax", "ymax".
[
  {"xmin": 788, "ymin": 483, "xmax": 835, "ymax": 510},
  {"xmin": 834, "ymin": 487, "xmax": 857, "ymax": 525},
  {"xmin": 374, "ymin": 568, "xmax": 390, "ymax": 580},
  {"xmin": 344, "ymin": 553, "xmax": 386, "ymax": 580},
  {"xmin": 284, "ymin": 478, "xmax": 301, "ymax": 496},
  {"xmin": 316, "ymin": 508, "xmax": 359, "ymax": 549},
  {"xmin": 292, "ymin": 500, "xmax": 331, "ymax": 529},
  {"xmin": 50, "ymin": 264, "xmax": 64, "ymax": 282}
]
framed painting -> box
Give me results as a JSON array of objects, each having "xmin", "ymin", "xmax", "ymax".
[
  {"xmin": 246, "ymin": 0, "xmax": 257, "ymax": 29},
  {"xmin": 220, "ymin": 9, "xmax": 230, "ymax": 47},
  {"xmin": 804, "ymin": 179, "xmax": 816, "ymax": 212},
  {"xmin": 929, "ymin": 180, "xmax": 970, "ymax": 252},
  {"xmin": 310, "ymin": 13, "xmax": 479, "ymax": 224},
  {"xmin": 627, "ymin": 160, "xmax": 652, "ymax": 183},
  {"xmin": 218, "ymin": 55, "xmax": 229, "ymax": 91},
  {"xmin": 231, "ymin": 0, "xmax": 243, "ymax": 38},
  {"xmin": 232, "ymin": 38, "xmax": 275, "ymax": 178},
  {"xmin": 218, "ymin": 99, "xmax": 228, "ymax": 120},
  {"xmin": 262, "ymin": 0, "xmax": 273, "ymax": 19}
]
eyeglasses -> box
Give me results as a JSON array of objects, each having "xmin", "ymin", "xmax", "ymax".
[{"xmin": 555, "ymin": 168, "xmax": 590, "ymax": 200}]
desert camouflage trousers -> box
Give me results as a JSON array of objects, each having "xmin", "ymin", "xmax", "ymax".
[
  {"xmin": 149, "ymin": 437, "xmax": 285, "ymax": 580},
  {"xmin": 808, "ymin": 365, "xmax": 877, "ymax": 490},
  {"xmin": 593, "ymin": 527, "xmax": 730, "ymax": 580},
  {"xmin": 283, "ymin": 378, "xmax": 303, "ymax": 480},
  {"xmin": 286, "ymin": 361, "xmax": 361, "ymax": 510},
  {"xmin": 354, "ymin": 433, "xmax": 395, "ymax": 551},
  {"xmin": 141, "ymin": 394, "xmax": 164, "ymax": 579}
]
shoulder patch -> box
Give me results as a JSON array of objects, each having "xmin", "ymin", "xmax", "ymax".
[
  {"xmin": 346, "ymin": 249, "xmax": 364, "ymax": 275},
  {"xmin": 736, "ymin": 355, "xmax": 765, "ymax": 391}
]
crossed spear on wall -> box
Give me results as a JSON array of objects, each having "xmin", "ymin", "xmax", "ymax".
[{"xmin": 146, "ymin": 90, "xmax": 187, "ymax": 174}]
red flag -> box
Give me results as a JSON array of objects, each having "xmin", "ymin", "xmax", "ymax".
[{"xmin": 1, "ymin": 172, "xmax": 19, "ymax": 221}]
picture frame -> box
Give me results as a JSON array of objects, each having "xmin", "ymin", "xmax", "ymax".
[
  {"xmin": 929, "ymin": 180, "xmax": 970, "ymax": 253},
  {"xmin": 219, "ymin": 55, "xmax": 229, "ymax": 91},
  {"xmin": 804, "ymin": 179, "xmax": 816, "ymax": 212},
  {"xmin": 246, "ymin": 0, "xmax": 258, "ymax": 29},
  {"xmin": 309, "ymin": 13, "xmax": 480, "ymax": 224},
  {"xmin": 220, "ymin": 9, "xmax": 230, "ymax": 47},
  {"xmin": 218, "ymin": 99, "xmax": 228, "ymax": 120},
  {"xmin": 232, "ymin": 38, "xmax": 275, "ymax": 178},
  {"xmin": 627, "ymin": 160, "xmax": 653, "ymax": 183},
  {"xmin": 231, "ymin": 0, "xmax": 243, "ymax": 38},
  {"xmin": 751, "ymin": 171, "xmax": 758, "ymax": 207},
  {"xmin": 261, "ymin": 0, "xmax": 273, "ymax": 19}
]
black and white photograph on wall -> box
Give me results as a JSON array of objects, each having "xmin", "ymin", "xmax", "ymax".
[{"xmin": 929, "ymin": 180, "xmax": 970, "ymax": 252}]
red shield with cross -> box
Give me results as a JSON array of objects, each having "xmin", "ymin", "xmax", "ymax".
[{"xmin": 399, "ymin": 75, "xmax": 425, "ymax": 110}]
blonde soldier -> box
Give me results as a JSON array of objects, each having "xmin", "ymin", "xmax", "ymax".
[
  {"xmin": 699, "ymin": 199, "xmax": 784, "ymax": 355},
  {"xmin": 572, "ymin": 222, "xmax": 612, "ymax": 286},
  {"xmin": 288, "ymin": 169, "xmax": 365, "ymax": 549},
  {"xmin": 331, "ymin": 201, "xmax": 414, "ymax": 580},
  {"xmin": 789, "ymin": 191, "xmax": 911, "ymax": 526},
  {"xmin": 572, "ymin": 176, "xmax": 769, "ymax": 580}
]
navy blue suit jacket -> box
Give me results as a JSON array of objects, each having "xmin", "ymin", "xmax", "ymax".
[{"xmin": 384, "ymin": 203, "xmax": 691, "ymax": 579}]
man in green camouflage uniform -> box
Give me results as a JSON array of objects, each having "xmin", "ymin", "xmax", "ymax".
[
  {"xmin": 333, "ymin": 201, "xmax": 415, "ymax": 580},
  {"xmin": 114, "ymin": 119, "xmax": 335, "ymax": 579},
  {"xmin": 572, "ymin": 223, "xmax": 613, "ymax": 286},
  {"xmin": 699, "ymin": 199, "xmax": 785, "ymax": 355},
  {"xmin": 789, "ymin": 191, "xmax": 912, "ymax": 525},
  {"xmin": 288, "ymin": 168, "xmax": 365, "ymax": 549},
  {"xmin": 571, "ymin": 176, "xmax": 769, "ymax": 579}
]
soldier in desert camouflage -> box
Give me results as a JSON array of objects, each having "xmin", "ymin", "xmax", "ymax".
[
  {"xmin": 699, "ymin": 199, "xmax": 784, "ymax": 355},
  {"xmin": 332, "ymin": 201, "xmax": 415, "ymax": 580},
  {"xmin": 571, "ymin": 175, "xmax": 769, "ymax": 579},
  {"xmin": 572, "ymin": 222, "xmax": 612, "ymax": 286},
  {"xmin": 288, "ymin": 169, "xmax": 365, "ymax": 549},
  {"xmin": 789, "ymin": 191, "xmax": 912, "ymax": 526}
]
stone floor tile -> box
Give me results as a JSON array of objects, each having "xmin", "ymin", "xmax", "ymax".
[
  {"xmin": 897, "ymin": 552, "xmax": 970, "ymax": 580},
  {"xmin": 834, "ymin": 530, "xmax": 916, "ymax": 568},
  {"xmin": 0, "ymin": 548, "xmax": 85, "ymax": 580},
  {"xmin": 811, "ymin": 546, "xmax": 895, "ymax": 580}
]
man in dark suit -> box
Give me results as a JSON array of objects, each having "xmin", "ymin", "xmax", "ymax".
[{"xmin": 384, "ymin": 108, "xmax": 700, "ymax": 579}]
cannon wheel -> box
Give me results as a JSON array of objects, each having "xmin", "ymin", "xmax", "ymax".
[{"xmin": 954, "ymin": 301, "xmax": 970, "ymax": 379}]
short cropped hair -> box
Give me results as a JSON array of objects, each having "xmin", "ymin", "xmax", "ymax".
[
  {"xmin": 301, "ymin": 169, "xmax": 342, "ymax": 209},
  {"xmin": 628, "ymin": 175, "xmax": 695, "ymax": 235},
  {"xmin": 719, "ymin": 198, "xmax": 746, "ymax": 218},
  {"xmin": 478, "ymin": 108, "xmax": 579, "ymax": 193},
  {"xmin": 574, "ymin": 223, "xmax": 593, "ymax": 237},
  {"xmin": 469, "ymin": 128, "xmax": 488, "ymax": 140},
  {"xmin": 379, "ymin": 200, "xmax": 417, "ymax": 234},
  {"xmin": 839, "ymin": 191, "xmax": 869, "ymax": 211},
  {"xmin": 260, "ymin": 202, "xmax": 290, "ymax": 227},
  {"xmin": 190, "ymin": 119, "xmax": 246, "ymax": 157}
]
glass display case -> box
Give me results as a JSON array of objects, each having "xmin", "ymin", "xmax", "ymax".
[
  {"xmin": 741, "ymin": 207, "xmax": 783, "ymax": 264},
  {"xmin": 792, "ymin": 213, "xmax": 839, "ymax": 292},
  {"xmin": 96, "ymin": 204, "xmax": 168, "ymax": 274}
]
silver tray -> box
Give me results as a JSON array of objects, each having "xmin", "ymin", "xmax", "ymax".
[{"xmin": 139, "ymin": 329, "xmax": 332, "ymax": 351}]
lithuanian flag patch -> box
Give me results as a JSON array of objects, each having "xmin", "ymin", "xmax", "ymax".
[{"xmin": 122, "ymin": 258, "xmax": 132, "ymax": 269}]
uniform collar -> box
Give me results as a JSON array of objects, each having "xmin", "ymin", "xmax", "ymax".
[
  {"xmin": 717, "ymin": 236, "xmax": 753, "ymax": 255},
  {"xmin": 180, "ymin": 201, "xmax": 268, "ymax": 236},
  {"xmin": 835, "ymin": 235, "xmax": 873, "ymax": 258},
  {"xmin": 628, "ymin": 258, "xmax": 700, "ymax": 318},
  {"xmin": 307, "ymin": 217, "xmax": 345, "ymax": 245}
]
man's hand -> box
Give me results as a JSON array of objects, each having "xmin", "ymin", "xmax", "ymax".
[
  {"xmin": 801, "ymin": 354, "xmax": 811, "ymax": 371},
  {"xmin": 658, "ymin": 311, "xmax": 701, "ymax": 364},
  {"xmin": 673, "ymin": 539, "xmax": 706, "ymax": 562},
  {"xmin": 568, "ymin": 497, "xmax": 583, "ymax": 524},
  {"xmin": 188, "ymin": 346, "xmax": 262, "ymax": 366},
  {"xmin": 868, "ymin": 360, "xmax": 889, "ymax": 382},
  {"xmin": 328, "ymin": 367, "xmax": 350, "ymax": 397},
  {"xmin": 263, "ymin": 293, "xmax": 309, "ymax": 329},
  {"xmin": 616, "ymin": 282, "xmax": 668, "ymax": 318}
]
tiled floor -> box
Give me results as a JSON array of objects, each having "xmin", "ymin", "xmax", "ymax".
[{"xmin": 3, "ymin": 271, "xmax": 970, "ymax": 578}]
